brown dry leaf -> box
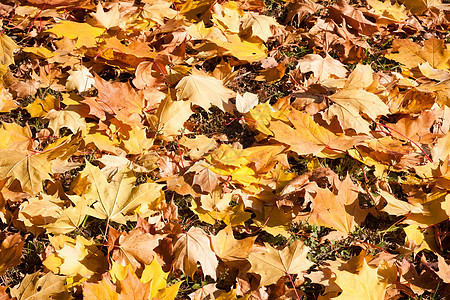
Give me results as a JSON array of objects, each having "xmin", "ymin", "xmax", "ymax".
[
  {"xmin": 329, "ymin": 0, "xmax": 379, "ymax": 35},
  {"xmin": 386, "ymin": 110, "xmax": 438, "ymax": 144},
  {"xmin": 9, "ymin": 271, "xmax": 70, "ymax": 300},
  {"xmin": 286, "ymin": 0, "xmax": 324, "ymax": 23},
  {"xmin": 248, "ymin": 240, "xmax": 313, "ymax": 286},
  {"xmin": 107, "ymin": 226, "xmax": 165, "ymax": 271},
  {"xmin": 192, "ymin": 165, "xmax": 220, "ymax": 193},
  {"xmin": 386, "ymin": 37, "xmax": 450, "ymax": 70},
  {"xmin": 0, "ymin": 233, "xmax": 24, "ymax": 276},
  {"xmin": 307, "ymin": 177, "xmax": 364, "ymax": 234},
  {"xmin": 173, "ymin": 227, "xmax": 218, "ymax": 280},
  {"xmin": 94, "ymin": 74, "xmax": 146, "ymax": 127},
  {"xmin": 0, "ymin": 286, "xmax": 11, "ymax": 300},
  {"xmin": 176, "ymin": 73, "xmax": 235, "ymax": 112}
]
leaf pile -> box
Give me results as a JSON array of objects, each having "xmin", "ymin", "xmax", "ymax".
[{"xmin": 0, "ymin": 0, "xmax": 449, "ymax": 298}]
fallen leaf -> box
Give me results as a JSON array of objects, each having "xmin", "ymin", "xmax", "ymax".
[
  {"xmin": 81, "ymin": 161, "xmax": 164, "ymax": 224},
  {"xmin": 173, "ymin": 227, "xmax": 219, "ymax": 280},
  {"xmin": 65, "ymin": 66, "xmax": 95, "ymax": 93},
  {"xmin": 333, "ymin": 258, "xmax": 387, "ymax": 299},
  {"xmin": 90, "ymin": 2, "xmax": 120, "ymax": 29},
  {"xmin": 10, "ymin": 272, "xmax": 69, "ymax": 300},
  {"xmin": 270, "ymin": 109, "xmax": 358, "ymax": 155},
  {"xmin": 0, "ymin": 233, "xmax": 24, "ymax": 276},
  {"xmin": 296, "ymin": 54, "xmax": 348, "ymax": 82},
  {"xmin": 46, "ymin": 21, "xmax": 105, "ymax": 48},
  {"xmin": 176, "ymin": 74, "xmax": 235, "ymax": 112},
  {"xmin": 107, "ymin": 226, "xmax": 165, "ymax": 271},
  {"xmin": 0, "ymin": 34, "xmax": 18, "ymax": 66},
  {"xmin": 211, "ymin": 225, "xmax": 256, "ymax": 262},
  {"xmin": 241, "ymin": 12, "xmax": 280, "ymax": 42},
  {"xmin": 248, "ymin": 240, "xmax": 313, "ymax": 286}
]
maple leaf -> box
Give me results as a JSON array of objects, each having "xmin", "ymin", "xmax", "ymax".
[
  {"xmin": 0, "ymin": 233, "xmax": 24, "ymax": 276},
  {"xmin": 18, "ymin": 193, "xmax": 63, "ymax": 236},
  {"xmin": 0, "ymin": 122, "xmax": 33, "ymax": 152},
  {"xmin": 324, "ymin": 89, "xmax": 390, "ymax": 134},
  {"xmin": 10, "ymin": 272, "xmax": 70, "ymax": 300},
  {"xmin": 142, "ymin": 0, "xmax": 178, "ymax": 25},
  {"xmin": 386, "ymin": 37, "xmax": 450, "ymax": 70},
  {"xmin": 241, "ymin": 12, "xmax": 280, "ymax": 42},
  {"xmin": 46, "ymin": 21, "xmax": 105, "ymax": 48},
  {"xmin": 176, "ymin": 74, "xmax": 235, "ymax": 112},
  {"xmin": 43, "ymin": 195, "xmax": 89, "ymax": 234},
  {"xmin": 80, "ymin": 161, "xmax": 164, "ymax": 224},
  {"xmin": 236, "ymin": 92, "xmax": 259, "ymax": 113},
  {"xmin": 82, "ymin": 274, "xmax": 118, "ymax": 300},
  {"xmin": 94, "ymin": 74, "xmax": 145, "ymax": 127},
  {"xmin": 211, "ymin": 225, "xmax": 256, "ymax": 263},
  {"xmin": 173, "ymin": 227, "xmax": 219, "ymax": 280},
  {"xmin": 307, "ymin": 177, "xmax": 367, "ymax": 234},
  {"xmin": 248, "ymin": 240, "xmax": 313, "ymax": 286},
  {"xmin": 179, "ymin": 135, "xmax": 217, "ymax": 160},
  {"xmin": 366, "ymin": 0, "xmax": 408, "ymax": 23},
  {"xmin": 152, "ymin": 95, "xmax": 193, "ymax": 136},
  {"xmin": 43, "ymin": 235, "xmax": 107, "ymax": 279},
  {"xmin": 329, "ymin": 0, "xmax": 378, "ymax": 35},
  {"xmin": 90, "ymin": 2, "xmax": 120, "ymax": 29},
  {"xmin": 333, "ymin": 258, "xmax": 387, "ymax": 299},
  {"xmin": 0, "ymin": 150, "xmax": 52, "ymax": 194},
  {"xmin": 107, "ymin": 226, "xmax": 165, "ymax": 271},
  {"xmin": 270, "ymin": 109, "xmax": 358, "ymax": 155},
  {"xmin": 65, "ymin": 66, "xmax": 95, "ymax": 93},
  {"xmin": 26, "ymin": 94, "xmax": 60, "ymax": 118},
  {"xmin": 0, "ymin": 34, "xmax": 18, "ymax": 66},
  {"xmin": 296, "ymin": 53, "xmax": 348, "ymax": 82},
  {"xmin": 45, "ymin": 109, "xmax": 86, "ymax": 135}
]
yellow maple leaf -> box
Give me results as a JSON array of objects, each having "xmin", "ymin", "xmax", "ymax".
[
  {"xmin": 43, "ymin": 235, "xmax": 107, "ymax": 279},
  {"xmin": 211, "ymin": 225, "xmax": 256, "ymax": 263},
  {"xmin": 334, "ymin": 258, "xmax": 387, "ymax": 299},
  {"xmin": 80, "ymin": 161, "xmax": 164, "ymax": 224},
  {"xmin": 0, "ymin": 34, "xmax": 18, "ymax": 66},
  {"xmin": 46, "ymin": 21, "xmax": 105, "ymax": 48}
]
